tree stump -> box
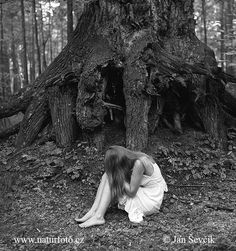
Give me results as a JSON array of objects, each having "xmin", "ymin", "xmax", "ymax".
[{"xmin": 0, "ymin": 0, "xmax": 235, "ymax": 151}]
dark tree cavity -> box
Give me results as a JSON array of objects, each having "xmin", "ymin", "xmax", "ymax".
[{"xmin": 1, "ymin": 0, "xmax": 236, "ymax": 150}]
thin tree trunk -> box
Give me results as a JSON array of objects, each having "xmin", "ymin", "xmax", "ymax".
[
  {"xmin": 30, "ymin": 4, "xmax": 36, "ymax": 82},
  {"xmin": 220, "ymin": 1, "xmax": 225, "ymax": 70},
  {"xmin": 0, "ymin": 3, "xmax": 3, "ymax": 54},
  {"xmin": 60, "ymin": 21, "xmax": 64, "ymax": 50},
  {"xmin": 55, "ymin": 40, "xmax": 59, "ymax": 57},
  {"xmin": 39, "ymin": 3, "xmax": 47, "ymax": 71},
  {"xmin": 225, "ymin": 0, "xmax": 234, "ymax": 75},
  {"xmin": 0, "ymin": 2, "xmax": 4, "ymax": 97},
  {"xmin": 202, "ymin": 0, "xmax": 207, "ymax": 45},
  {"xmin": 0, "ymin": 3, "xmax": 11, "ymax": 98},
  {"xmin": 10, "ymin": 18, "xmax": 20, "ymax": 93},
  {"xmin": 32, "ymin": 0, "xmax": 41, "ymax": 75},
  {"xmin": 67, "ymin": 0, "xmax": 73, "ymax": 43},
  {"xmin": 20, "ymin": 0, "xmax": 29, "ymax": 86},
  {"xmin": 48, "ymin": 0, "xmax": 53, "ymax": 63}
]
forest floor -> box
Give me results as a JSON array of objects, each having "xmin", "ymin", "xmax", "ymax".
[{"xmin": 0, "ymin": 126, "xmax": 236, "ymax": 251}]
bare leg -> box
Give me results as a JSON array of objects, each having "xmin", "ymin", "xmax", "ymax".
[
  {"xmin": 75, "ymin": 173, "xmax": 108, "ymax": 222},
  {"xmin": 79, "ymin": 176, "xmax": 111, "ymax": 228}
]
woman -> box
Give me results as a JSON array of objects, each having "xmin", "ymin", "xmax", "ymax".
[{"xmin": 75, "ymin": 145, "xmax": 167, "ymax": 227}]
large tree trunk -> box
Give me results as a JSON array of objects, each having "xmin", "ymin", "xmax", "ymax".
[
  {"xmin": 123, "ymin": 33, "xmax": 153, "ymax": 150},
  {"xmin": 47, "ymin": 75, "xmax": 78, "ymax": 147},
  {"xmin": 1, "ymin": 0, "xmax": 236, "ymax": 151}
]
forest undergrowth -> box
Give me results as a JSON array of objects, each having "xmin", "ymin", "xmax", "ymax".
[{"xmin": 0, "ymin": 126, "xmax": 235, "ymax": 251}]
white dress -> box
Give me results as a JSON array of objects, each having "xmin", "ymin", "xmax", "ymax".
[{"xmin": 118, "ymin": 163, "xmax": 168, "ymax": 223}]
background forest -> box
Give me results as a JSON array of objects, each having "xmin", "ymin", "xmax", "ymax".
[{"xmin": 0, "ymin": 0, "xmax": 235, "ymax": 102}]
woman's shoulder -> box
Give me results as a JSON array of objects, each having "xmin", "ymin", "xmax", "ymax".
[
  {"xmin": 137, "ymin": 156, "xmax": 155, "ymax": 176},
  {"xmin": 132, "ymin": 159, "xmax": 145, "ymax": 175},
  {"xmin": 138, "ymin": 155, "xmax": 155, "ymax": 164},
  {"xmin": 133, "ymin": 159, "xmax": 144, "ymax": 168}
]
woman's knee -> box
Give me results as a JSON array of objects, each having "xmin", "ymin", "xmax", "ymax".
[{"xmin": 102, "ymin": 173, "xmax": 108, "ymax": 181}]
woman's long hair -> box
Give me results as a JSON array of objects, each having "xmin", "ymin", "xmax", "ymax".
[{"xmin": 104, "ymin": 145, "xmax": 154, "ymax": 201}]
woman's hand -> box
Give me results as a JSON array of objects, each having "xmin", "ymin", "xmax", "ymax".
[
  {"xmin": 123, "ymin": 181, "xmax": 132, "ymax": 197},
  {"xmin": 124, "ymin": 160, "xmax": 144, "ymax": 197},
  {"xmin": 123, "ymin": 181, "xmax": 130, "ymax": 191},
  {"xmin": 123, "ymin": 159, "xmax": 144, "ymax": 197}
]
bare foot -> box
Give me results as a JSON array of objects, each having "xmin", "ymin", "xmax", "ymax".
[
  {"xmin": 75, "ymin": 210, "xmax": 95, "ymax": 223},
  {"xmin": 79, "ymin": 215, "xmax": 105, "ymax": 228}
]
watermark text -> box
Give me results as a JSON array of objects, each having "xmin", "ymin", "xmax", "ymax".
[
  {"xmin": 163, "ymin": 234, "xmax": 215, "ymax": 245},
  {"xmin": 13, "ymin": 236, "xmax": 84, "ymax": 245}
]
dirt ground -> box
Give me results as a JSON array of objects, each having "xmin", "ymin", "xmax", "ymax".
[{"xmin": 0, "ymin": 126, "xmax": 235, "ymax": 251}]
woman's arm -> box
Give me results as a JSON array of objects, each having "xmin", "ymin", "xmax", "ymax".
[{"xmin": 123, "ymin": 160, "xmax": 144, "ymax": 197}]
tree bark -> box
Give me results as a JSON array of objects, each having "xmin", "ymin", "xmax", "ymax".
[
  {"xmin": 39, "ymin": 3, "xmax": 47, "ymax": 71},
  {"xmin": 202, "ymin": 0, "xmax": 207, "ymax": 45},
  {"xmin": 0, "ymin": 87, "xmax": 33, "ymax": 119},
  {"xmin": 10, "ymin": 19, "xmax": 20, "ymax": 93},
  {"xmin": 0, "ymin": 3, "xmax": 11, "ymax": 98},
  {"xmin": 225, "ymin": 0, "xmax": 234, "ymax": 75},
  {"xmin": 20, "ymin": 0, "xmax": 29, "ymax": 86},
  {"xmin": 198, "ymin": 97, "xmax": 227, "ymax": 148},
  {"xmin": 47, "ymin": 83, "xmax": 78, "ymax": 147},
  {"xmin": 123, "ymin": 31, "xmax": 153, "ymax": 150},
  {"xmin": 30, "ymin": 7, "xmax": 36, "ymax": 83},
  {"xmin": 67, "ymin": 0, "xmax": 73, "ymax": 43},
  {"xmin": 48, "ymin": 0, "xmax": 53, "ymax": 63},
  {"xmin": 0, "ymin": 122, "xmax": 20, "ymax": 139},
  {"xmin": 59, "ymin": 7, "xmax": 65, "ymax": 51},
  {"xmin": 0, "ymin": 3, "xmax": 3, "ymax": 54},
  {"xmin": 32, "ymin": 0, "xmax": 41, "ymax": 75},
  {"xmin": 220, "ymin": 1, "xmax": 225, "ymax": 70}
]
